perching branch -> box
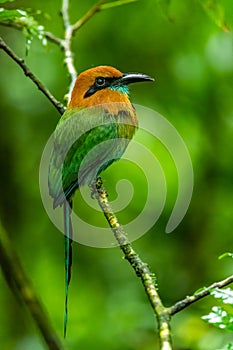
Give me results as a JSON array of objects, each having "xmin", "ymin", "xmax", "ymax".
[
  {"xmin": 0, "ymin": 221, "xmax": 64, "ymax": 350},
  {"xmin": 91, "ymin": 178, "xmax": 233, "ymax": 348},
  {"xmin": 91, "ymin": 177, "xmax": 172, "ymax": 350},
  {"xmin": 169, "ymin": 275, "xmax": 233, "ymax": 315},
  {"xmin": 0, "ymin": 37, "xmax": 65, "ymax": 115}
]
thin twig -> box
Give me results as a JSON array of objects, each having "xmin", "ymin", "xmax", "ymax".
[
  {"xmin": 61, "ymin": 0, "xmax": 77, "ymax": 100},
  {"xmin": 72, "ymin": 0, "xmax": 107, "ymax": 33},
  {"xmin": 44, "ymin": 31, "xmax": 64, "ymax": 46},
  {"xmin": 59, "ymin": 0, "xmax": 107, "ymax": 99},
  {"xmin": 91, "ymin": 177, "xmax": 173, "ymax": 350},
  {"xmin": 0, "ymin": 221, "xmax": 64, "ymax": 350},
  {"xmin": 100, "ymin": 0, "xmax": 139, "ymax": 10},
  {"xmin": 169, "ymin": 275, "xmax": 233, "ymax": 315},
  {"xmin": 1, "ymin": 0, "xmax": 109, "ymax": 102},
  {"xmin": 0, "ymin": 22, "xmax": 64, "ymax": 46},
  {"xmin": 0, "ymin": 37, "xmax": 65, "ymax": 115}
]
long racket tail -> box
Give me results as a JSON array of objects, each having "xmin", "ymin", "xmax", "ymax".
[{"xmin": 63, "ymin": 199, "xmax": 73, "ymax": 338}]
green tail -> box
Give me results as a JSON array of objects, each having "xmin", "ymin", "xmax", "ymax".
[{"xmin": 63, "ymin": 200, "xmax": 73, "ymax": 338}]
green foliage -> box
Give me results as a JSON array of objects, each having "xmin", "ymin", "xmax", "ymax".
[
  {"xmin": 199, "ymin": 0, "xmax": 230, "ymax": 31},
  {"xmin": 203, "ymin": 305, "xmax": 233, "ymax": 331},
  {"xmin": 0, "ymin": 7, "xmax": 47, "ymax": 52},
  {"xmin": 219, "ymin": 252, "xmax": 233, "ymax": 260},
  {"xmin": 219, "ymin": 343, "xmax": 233, "ymax": 350},
  {"xmin": 156, "ymin": 0, "xmax": 232, "ymax": 29},
  {"xmin": 0, "ymin": 0, "xmax": 15, "ymax": 3},
  {"xmin": 202, "ymin": 287, "xmax": 233, "ymax": 349},
  {"xmin": 209, "ymin": 288, "xmax": 233, "ymax": 305}
]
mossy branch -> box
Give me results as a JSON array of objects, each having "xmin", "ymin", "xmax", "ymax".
[
  {"xmin": 91, "ymin": 177, "xmax": 172, "ymax": 350},
  {"xmin": 169, "ymin": 275, "xmax": 233, "ymax": 315}
]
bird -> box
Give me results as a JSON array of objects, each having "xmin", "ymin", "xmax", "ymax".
[{"xmin": 48, "ymin": 65, "xmax": 154, "ymax": 336}]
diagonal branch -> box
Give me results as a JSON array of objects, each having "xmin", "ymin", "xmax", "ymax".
[
  {"xmin": 0, "ymin": 221, "xmax": 64, "ymax": 350},
  {"xmin": 169, "ymin": 275, "xmax": 233, "ymax": 315},
  {"xmin": 91, "ymin": 178, "xmax": 233, "ymax": 348},
  {"xmin": 0, "ymin": 37, "xmax": 65, "ymax": 115},
  {"xmin": 72, "ymin": 0, "xmax": 107, "ymax": 33},
  {"xmin": 91, "ymin": 177, "xmax": 172, "ymax": 350}
]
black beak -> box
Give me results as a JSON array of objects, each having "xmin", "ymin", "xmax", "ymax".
[{"xmin": 113, "ymin": 72, "xmax": 154, "ymax": 86}]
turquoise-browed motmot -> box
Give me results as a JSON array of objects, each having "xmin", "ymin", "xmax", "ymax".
[{"xmin": 48, "ymin": 66, "xmax": 154, "ymax": 336}]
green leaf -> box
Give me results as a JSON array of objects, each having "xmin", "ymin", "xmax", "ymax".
[
  {"xmin": 0, "ymin": 8, "xmax": 47, "ymax": 52},
  {"xmin": 194, "ymin": 286, "xmax": 208, "ymax": 294},
  {"xmin": 217, "ymin": 343, "xmax": 233, "ymax": 350},
  {"xmin": 100, "ymin": 0, "xmax": 138, "ymax": 10},
  {"xmin": 0, "ymin": 8, "xmax": 26, "ymax": 21},
  {"xmin": 210, "ymin": 288, "xmax": 233, "ymax": 305},
  {"xmin": 199, "ymin": 0, "xmax": 230, "ymax": 31},
  {"xmin": 202, "ymin": 306, "xmax": 233, "ymax": 331},
  {"xmin": 0, "ymin": 0, "xmax": 15, "ymax": 3},
  {"xmin": 219, "ymin": 252, "xmax": 233, "ymax": 260}
]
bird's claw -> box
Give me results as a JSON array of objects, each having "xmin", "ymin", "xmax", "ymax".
[
  {"xmin": 89, "ymin": 177, "xmax": 101, "ymax": 198},
  {"xmin": 89, "ymin": 177, "xmax": 105, "ymax": 199}
]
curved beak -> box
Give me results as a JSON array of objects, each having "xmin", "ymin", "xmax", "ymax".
[{"xmin": 113, "ymin": 72, "xmax": 154, "ymax": 86}]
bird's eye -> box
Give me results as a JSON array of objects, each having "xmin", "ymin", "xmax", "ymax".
[{"xmin": 95, "ymin": 77, "xmax": 106, "ymax": 87}]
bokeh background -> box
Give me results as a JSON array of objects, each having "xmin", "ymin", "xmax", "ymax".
[{"xmin": 0, "ymin": 0, "xmax": 233, "ymax": 349}]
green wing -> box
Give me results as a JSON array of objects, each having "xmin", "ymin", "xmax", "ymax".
[{"xmin": 48, "ymin": 107, "xmax": 131, "ymax": 207}]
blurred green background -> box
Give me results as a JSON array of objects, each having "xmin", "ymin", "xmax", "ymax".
[{"xmin": 0, "ymin": 0, "xmax": 233, "ymax": 349}]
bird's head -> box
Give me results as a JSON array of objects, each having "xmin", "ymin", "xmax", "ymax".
[{"xmin": 68, "ymin": 66, "xmax": 154, "ymax": 109}]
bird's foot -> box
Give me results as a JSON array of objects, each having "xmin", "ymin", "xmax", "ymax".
[
  {"xmin": 89, "ymin": 177, "xmax": 106, "ymax": 199},
  {"xmin": 95, "ymin": 176, "xmax": 103, "ymax": 189},
  {"xmin": 89, "ymin": 177, "xmax": 101, "ymax": 198}
]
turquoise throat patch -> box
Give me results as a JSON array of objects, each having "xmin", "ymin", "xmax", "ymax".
[{"xmin": 109, "ymin": 85, "xmax": 129, "ymax": 95}]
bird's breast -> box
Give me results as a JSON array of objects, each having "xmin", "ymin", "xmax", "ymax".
[{"xmin": 114, "ymin": 104, "xmax": 138, "ymax": 140}]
